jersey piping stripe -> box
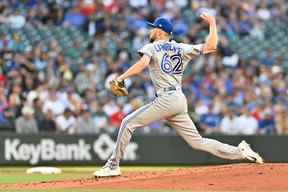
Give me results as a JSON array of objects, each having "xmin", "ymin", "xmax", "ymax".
[{"xmin": 113, "ymin": 103, "xmax": 153, "ymax": 158}]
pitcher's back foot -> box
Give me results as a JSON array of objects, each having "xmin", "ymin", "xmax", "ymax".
[{"xmin": 239, "ymin": 140, "xmax": 264, "ymax": 164}]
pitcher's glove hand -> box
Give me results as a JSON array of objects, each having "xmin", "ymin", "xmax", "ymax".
[{"xmin": 110, "ymin": 79, "xmax": 128, "ymax": 96}]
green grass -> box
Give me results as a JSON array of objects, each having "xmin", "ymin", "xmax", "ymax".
[
  {"xmin": 0, "ymin": 172, "xmax": 88, "ymax": 184},
  {"xmin": 0, "ymin": 166, "xmax": 180, "ymax": 184},
  {"xmin": 0, "ymin": 166, "xmax": 183, "ymax": 192},
  {"xmin": 0, "ymin": 167, "xmax": 90, "ymax": 184}
]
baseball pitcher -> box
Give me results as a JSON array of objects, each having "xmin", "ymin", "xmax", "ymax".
[{"xmin": 94, "ymin": 13, "xmax": 263, "ymax": 177}]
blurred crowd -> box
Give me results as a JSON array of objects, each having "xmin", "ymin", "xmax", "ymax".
[{"xmin": 0, "ymin": 0, "xmax": 288, "ymax": 135}]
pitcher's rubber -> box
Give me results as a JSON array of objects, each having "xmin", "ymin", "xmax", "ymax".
[{"xmin": 1, "ymin": 163, "xmax": 288, "ymax": 192}]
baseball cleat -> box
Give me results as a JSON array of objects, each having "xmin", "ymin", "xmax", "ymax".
[
  {"xmin": 238, "ymin": 140, "xmax": 264, "ymax": 164},
  {"xmin": 93, "ymin": 164, "xmax": 121, "ymax": 177}
]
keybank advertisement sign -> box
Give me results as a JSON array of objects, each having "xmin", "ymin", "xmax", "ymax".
[{"xmin": 2, "ymin": 134, "xmax": 138, "ymax": 165}]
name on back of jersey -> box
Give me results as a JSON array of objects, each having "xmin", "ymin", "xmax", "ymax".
[{"xmin": 154, "ymin": 42, "xmax": 182, "ymax": 54}]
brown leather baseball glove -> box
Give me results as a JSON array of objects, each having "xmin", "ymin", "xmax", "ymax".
[{"xmin": 110, "ymin": 79, "xmax": 128, "ymax": 96}]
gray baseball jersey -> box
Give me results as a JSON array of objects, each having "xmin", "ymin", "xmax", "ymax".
[
  {"xmin": 138, "ymin": 40, "xmax": 203, "ymax": 92},
  {"xmin": 107, "ymin": 40, "xmax": 244, "ymax": 166}
]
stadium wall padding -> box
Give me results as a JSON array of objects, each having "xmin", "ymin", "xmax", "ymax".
[{"xmin": 0, "ymin": 133, "xmax": 285, "ymax": 165}]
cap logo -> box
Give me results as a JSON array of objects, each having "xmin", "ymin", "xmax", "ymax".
[{"xmin": 159, "ymin": 24, "xmax": 162, "ymax": 27}]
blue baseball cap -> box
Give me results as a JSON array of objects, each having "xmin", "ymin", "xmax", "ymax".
[{"xmin": 146, "ymin": 17, "xmax": 173, "ymax": 35}]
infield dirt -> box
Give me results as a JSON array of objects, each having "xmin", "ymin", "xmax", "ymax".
[{"xmin": 0, "ymin": 163, "xmax": 287, "ymax": 192}]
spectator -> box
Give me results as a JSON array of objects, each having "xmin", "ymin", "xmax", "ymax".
[
  {"xmin": 7, "ymin": 10, "xmax": 26, "ymax": 29},
  {"xmin": 90, "ymin": 100, "xmax": 109, "ymax": 131},
  {"xmin": 42, "ymin": 88, "xmax": 65, "ymax": 116},
  {"xmin": 234, "ymin": 107, "xmax": 258, "ymax": 135},
  {"xmin": 129, "ymin": 0, "xmax": 148, "ymax": 8},
  {"xmin": 110, "ymin": 106, "xmax": 125, "ymax": 128},
  {"xmin": 220, "ymin": 107, "xmax": 238, "ymax": 135},
  {"xmin": 33, "ymin": 98, "xmax": 45, "ymax": 127},
  {"xmin": 274, "ymin": 105, "xmax": 288, "ymax": 135},
  {"xmin": 8, "ymin": 84, "xmax": 22, "ymax": 110},
  {"xmin": 76, "ymin": 109, "xmax": 98, "ymax": 134},
  {"xmin": 238, "ymin": 13, "xmax": 253, "ymax": 37},
  {"xmin": 260, "ymin": 48, "xmax": 276, "ymax": 66},
  {"xmin": 74, "ymin": 65, "xmax": 94, "ymax": 94},
  {"xmin": 0, "ymin": 85, "xmax": 8, "ymax": 111},
  {"xmin": 218, "ymin": 36, "xmax": 239, "ymax": 67},
  {"xmin": 40, "ymin": 109, "xmax": 57, "ymax": 132},
  {"xmin": 0, "ymin": 108, "xmax": 15, "ymax": 131},
  {"xmin": 258, "ymin": 110, "xmax": 276, "ymax": 134},
  {"xmin": 64, "ymin": 7, "xmax": 86, "ymax": 27},
  {"xmin": 56, "ymin": 86, "xmax": 83, "ymax": 114},
  {"xmin": 199, "ymin": 104, "xmax": 221, "ymax": 134},
  {"xmin": 55, "ymin": 108, "xmax": 77, "ymax": 134},
  {"xmin": 15, "ymin": 106, "xmax": 38, "ymax": 134},
  {"xmin": 257, "ymin": 0, "xmax": 271, "ymax": 21}
]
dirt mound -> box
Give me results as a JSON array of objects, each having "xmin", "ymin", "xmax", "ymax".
[{"xmin": 1, "ymin": 163, "xmax": 288, "ymax": 191}]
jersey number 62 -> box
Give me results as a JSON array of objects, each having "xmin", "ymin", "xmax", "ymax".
[{"xmin": 160, "ymin": 53, "xmax": 183, "ymax": 75}]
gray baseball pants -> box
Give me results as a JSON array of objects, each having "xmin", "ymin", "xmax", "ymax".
[{"xmin": 108, "ymin": 90, "xmax": 243, "ymax": 166}]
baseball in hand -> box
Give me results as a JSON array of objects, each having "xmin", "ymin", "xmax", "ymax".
[{"xmin": 200, "ymin": 13, "xmax": 216, "ymax": 24}]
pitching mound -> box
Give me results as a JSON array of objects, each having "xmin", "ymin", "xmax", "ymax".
[{"xmin": 1, "ymin": 163, "xmax": 288, "ymax": 191}]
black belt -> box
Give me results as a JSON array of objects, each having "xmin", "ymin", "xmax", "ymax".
[
  {"xmin": 163, "ymin": 87, "xmax": 177, "ymax": 92},
  {"xmin": 155, "ymin": 87, "xmax": 177, "ymax": 97}
]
